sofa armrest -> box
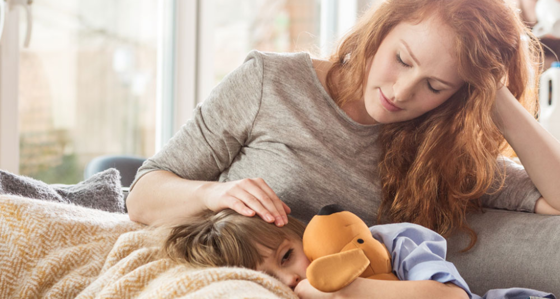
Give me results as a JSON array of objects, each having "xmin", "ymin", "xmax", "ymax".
[{"xmin": 447, "ymin": 209, "xmax": 559, "ymax": 295}]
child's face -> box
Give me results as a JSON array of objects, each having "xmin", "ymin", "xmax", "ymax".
[{"xmin": 256, "ymin": 236, "xmax": 310, "ymax": 290}]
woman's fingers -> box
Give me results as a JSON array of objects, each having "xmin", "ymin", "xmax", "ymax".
[
  {"xmin": 230, "ymin": 190, "xmax": 277, "ymax": 223},
  {"xmin": 251, "ymin": 178, "xmax": 290, "ymax": 225},
  {"xmin": 281, "ymin": 201, "xmax": 292, "ymax": 214},
  {"xmin": 204, "ymin": 178, "xmax": 290, "ymax": 226},
  {"xmin": 231, "ymin": 178, "xmax": 289, "ymax": 226},
  {"xmin": 228, "ymin": 197, "xmax": 256, "ymax": 217}
]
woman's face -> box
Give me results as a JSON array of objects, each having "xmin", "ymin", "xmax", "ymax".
[{"xmin": 359, "ymin": 16, "xmax": 464, "ymax": 125}]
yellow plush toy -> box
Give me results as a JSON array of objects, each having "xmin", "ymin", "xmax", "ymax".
[{"xmin": 303, "ymin": 204, "xmax": 399, "ymax": 292}]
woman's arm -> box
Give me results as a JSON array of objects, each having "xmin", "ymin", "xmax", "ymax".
[
  {"xmin": 493, "ymin": 86, "xmax": 560, "ymax": 214},
  {"xmin": 127, "ymin": 52, "xmax": 291, "ymax": 226},
  {"xmin": 127, "ymin": 170, "xmax": 209, "ymax": 226},
  {"xmin": 127, "ymin": 170, "xmax": 290, "ymax": 227},
  {"xmin": 294, "ymin": 278, "xmax": 469, "ymax": 299}
]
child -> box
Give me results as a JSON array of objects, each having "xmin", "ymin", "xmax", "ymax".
[
  {"xmin": 164, "ymin": 209, "xmax": 308, "ymax": 290},
  {"xmin": 163, "ymin": 209, "xmax": 555, "ymax": 299}
]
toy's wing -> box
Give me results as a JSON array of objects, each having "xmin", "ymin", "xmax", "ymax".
[{"xmin": 306, "ymin": 248, "xmax": 369, "ymax": 293}]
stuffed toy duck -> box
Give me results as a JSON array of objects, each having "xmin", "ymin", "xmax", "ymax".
[{"xmin": 303, "ymin": 204, "xmax": 399, "ymax": 292}]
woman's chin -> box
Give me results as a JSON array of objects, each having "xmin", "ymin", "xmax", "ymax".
[{"xmin": 370, "ymin": 110, "xmax": 399, "ymax": 124}]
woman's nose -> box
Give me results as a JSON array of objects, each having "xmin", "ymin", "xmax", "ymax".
[{"xmin": 393, "ymin": 77, "xmax": 416, "ymax": 102}]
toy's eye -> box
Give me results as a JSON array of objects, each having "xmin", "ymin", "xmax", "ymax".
[{"xmin": 357, "ymin": 239, "xmax": 364, "ymax": 244}]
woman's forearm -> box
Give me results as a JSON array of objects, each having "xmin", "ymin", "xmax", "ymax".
[
  {"xmin": 128, "ymin": 171, "xmax": 291, "ymax": 228},
  {"xmin": 493, "ymin": 87, "xmax": 560, "ymax": 214},
  {"xmin": 126, "ymin": 170, "xmax": 211, "ymax": 226},
  {"xmin": 337, "ymin": 278, "xmax": 469, "ymax": 299}
]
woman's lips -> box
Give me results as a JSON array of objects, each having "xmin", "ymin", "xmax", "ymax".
[{"xmin": 379, "ymin": 89, "xmax": 403, "ymax": 112}]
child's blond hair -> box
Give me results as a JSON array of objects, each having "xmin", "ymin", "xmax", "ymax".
[{"xmin": 164, "ymin": 209, "xmax": 305, "ymax": 269}]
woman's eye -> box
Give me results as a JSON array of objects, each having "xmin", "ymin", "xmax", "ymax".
[
  {"xmin": 427, "ymin": 82, "xmax": 441, "ymax": 94},
  {"xmin": 282, "ymin": 249, "xmax": 293, "ymax": 264},
  {"xmin": 396, "ymin": 52, "xmax": 441, "ymax": 94},
  {"xmin": 396, "ymin": 53, "xmax": 410, "ymax": 68}
]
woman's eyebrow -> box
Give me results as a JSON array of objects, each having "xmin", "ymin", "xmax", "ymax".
[
  {"xmin": 400, "ymin": 39, "xmax": 456, "ymax": 88},
  {"xmin": 400, "ymin": 39, "xmax": 421, "ymax": 66}
]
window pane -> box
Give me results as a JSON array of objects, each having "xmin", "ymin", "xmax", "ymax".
[
  {"xmin": 212, "ymin": 0, "xmax": 321, "ymax": 84},
  {"xmin": 19, "ymin": 0, "xmax": 159, "ymax": 184}
]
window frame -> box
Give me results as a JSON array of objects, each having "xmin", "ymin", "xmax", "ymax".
[
  {"xmin": 0, "ymin": 7, "xmax": 21, "ymax": 174},
  {"xmin": 160, "ymin": 0, "xmax": 204, "ymax": 151}
]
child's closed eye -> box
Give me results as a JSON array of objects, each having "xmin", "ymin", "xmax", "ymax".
[{"xmin": 281, "ymin": 248, "xmax": 293, "ymax": 265}]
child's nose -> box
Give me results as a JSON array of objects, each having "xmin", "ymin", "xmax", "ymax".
[{"xmin": 284, "ymin": 274, "xmax": 301, "ymax": 289}]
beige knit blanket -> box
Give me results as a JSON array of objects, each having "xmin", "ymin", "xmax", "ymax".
[{"xmin": 0, "ymin": 195, "xmax": 297, "ymax": 299}]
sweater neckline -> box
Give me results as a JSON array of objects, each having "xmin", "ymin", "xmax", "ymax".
[{"xmin": 301, "ymin": 52, "xmax": 381, "ymax": 131}]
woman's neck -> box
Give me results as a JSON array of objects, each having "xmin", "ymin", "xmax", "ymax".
[{"xmin": 311, "ymin": 58, "xmax": 375, "ymax": 125}]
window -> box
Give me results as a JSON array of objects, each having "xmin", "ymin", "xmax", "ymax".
[
  {"xmin": 0, "ymin": 0, "xmax": 373, "ymax": 184},
  {"xmin": 210, "ymin": 0, "xmax": 320, "ymax": 85},
  {"xmin": 198, "ymin": 0, "xmax": 373, "ymax": 100},
  {"xmin": 18, "ymin": 0, "xmax": 161, "ymax": 184}
]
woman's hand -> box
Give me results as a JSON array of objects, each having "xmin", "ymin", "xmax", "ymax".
[
  {"xmin": 294, "ymin": 279, "xmax": 338, "ymax": 299},
  {"xmin": 200, "ymin": 178, "xmax": 291, "ymax": 226}
]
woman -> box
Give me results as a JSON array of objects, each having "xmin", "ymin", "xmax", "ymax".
[{"xmin": 128, "ymin": 0, "xmax": 559, "ymax": 281}]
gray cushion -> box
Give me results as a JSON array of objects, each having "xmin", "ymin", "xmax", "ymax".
[
  {"xmin": 84, "ymin": 155, "xmax": 146, "ymax": 187},
  {"xmin": 0, "ymin": 168, "xmax": 125, "ymax": 213},
  {"xmin": 447, "ymin": 209, "xmax": 559, "ymax": 295}
]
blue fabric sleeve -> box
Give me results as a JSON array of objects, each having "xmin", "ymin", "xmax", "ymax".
[{"xmin": 369, "ymin": 223, "xmax": 474, "ymax": 299}]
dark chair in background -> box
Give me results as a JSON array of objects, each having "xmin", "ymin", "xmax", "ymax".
[{"xmin": 84, "ymin": 155, "xmax": 146, "ymax": 188}]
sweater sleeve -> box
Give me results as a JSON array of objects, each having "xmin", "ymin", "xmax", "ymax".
[
  {"xmin": 130, "ymin": 51, "xmax": 265, "ymax": 189},
  {"xmin": 479, "ymin": 156, "xmax": 542, "ymax": 213},
  {"xmin": 370, "ymin": 223, "xmax": 474, "ymax": 299}
]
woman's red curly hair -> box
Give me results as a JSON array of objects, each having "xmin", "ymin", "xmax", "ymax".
[{"xmin": 326, "ymin": 0, "xmax": 543, "ymax": 250}]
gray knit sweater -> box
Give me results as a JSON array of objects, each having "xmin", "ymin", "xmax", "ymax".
[{"xmin": 131, "ymin": 50, "xmax": 541, "ymax": 225}]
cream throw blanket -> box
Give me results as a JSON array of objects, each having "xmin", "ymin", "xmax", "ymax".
[{"xmin": 0, "ymin": 195, "xmax": 297, "ymax": 299}]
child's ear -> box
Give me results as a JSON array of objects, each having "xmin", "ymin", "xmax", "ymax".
[{"xmin": 306, "ymin": 248, "xmax": 370, "ymax": 292}]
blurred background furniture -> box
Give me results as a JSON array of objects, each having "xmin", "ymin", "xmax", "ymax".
[
  {"xmin": 515, "ymin": 0, "xmax": 560, "ymax": 69},
  {"xmin": 84, "ymin": 155, "xmax": 146, "ymax": 188}
]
